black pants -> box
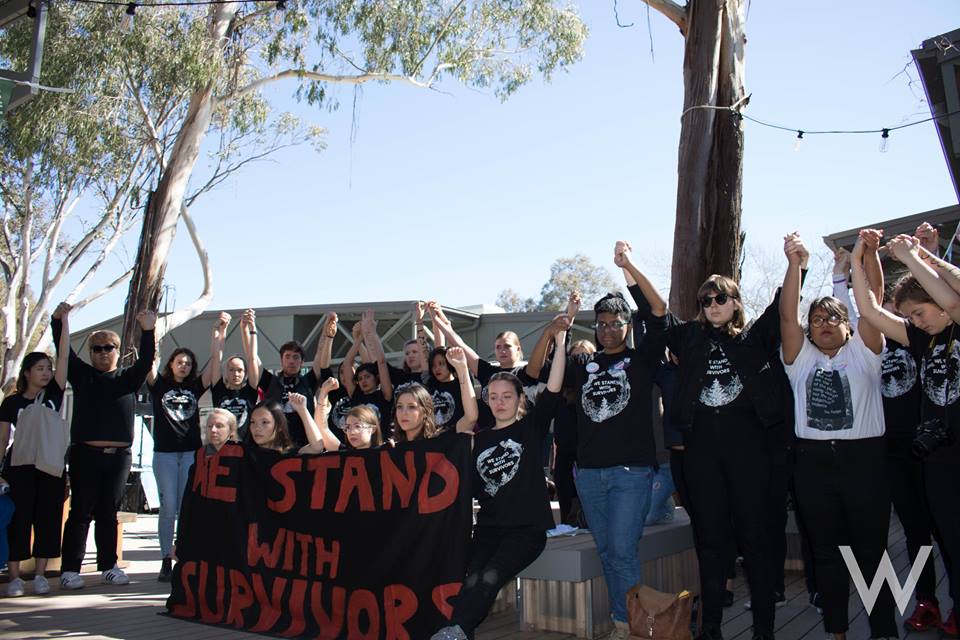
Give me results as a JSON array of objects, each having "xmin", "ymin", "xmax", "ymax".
[
  {"xmin": 450, "ymin": 525, "xmax": 546, "ymax": 637},
  {"xmin": 5, "ymin": 464, "xmax": 66, "ymax": 561},
  {"xmin": 787, "ymin": 472, "xmax": 818, "ymax": 597},
  {"xmin": 887, "ymin": 434, "xmax": 940, "ymax": 602},
  {"xmin": 554, "ymin": 447, "xmax": 578, "ymax": 525},
  {"xmin": 60, "ymin": 444, "xmax": 132, "ymax": 572},
  {"xmin": 765, "ymin": 428, "xmax": 790, "ymax": 596},
  {"xmin": 924, "ymin": 444, "xmax": 960, "ymax": 603},
  {"xmin": 684, "ymin": 416, "xmax": 775, "ymax": 634},
  {"xmin": 793, "ymin": 437, "xmax": 897, "ymax": 638}
]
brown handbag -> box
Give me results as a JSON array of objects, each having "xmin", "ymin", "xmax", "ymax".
[{"xmin": 627, "ymin": 584, "xmax": 693, "ymax": 640}]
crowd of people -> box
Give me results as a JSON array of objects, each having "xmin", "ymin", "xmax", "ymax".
[{"xmin": 0, "ymin": 224, "xmax": 958, "ymax": 640}]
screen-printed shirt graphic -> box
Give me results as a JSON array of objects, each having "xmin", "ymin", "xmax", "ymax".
[
  {"xmin": 805, "ymin": 364, "xmax": 854, "ymax": 431},
  {"xmin": 881, "ymin": 344, "xmax": 917, "ymax": 399},
  {"xmin": 921, "ymin": 339, "xmax": 960, "ymax": 407},
  {"xmin": 476, "ymin": 438, "xmax": 523, "ymax": 497},
  {"xmin": 699, "ymin": 342, "xmax": 744, "ymax": 407},
  {"xmin": 581, "ymin": 358, "xmax": 631, "ymax": 423}
]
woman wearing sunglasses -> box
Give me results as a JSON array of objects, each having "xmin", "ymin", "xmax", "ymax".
[
  {"xmin": 619, "ymin": 240, "xmax": 788, "ymax": 640},
  {"xmin": 781, "ymin": 231, "xmax": 897, "ymax": 640}
]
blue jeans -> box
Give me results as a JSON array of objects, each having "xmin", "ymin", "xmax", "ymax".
[
  {"xmin": 645, "ymin": 463, "xmax": 676, "ymax": 525},
  {"xmin": 575, "ymin": 465, "xmax": 654, "ymax": 623},
  {"xmin": 153, "ymin": 451, "xmax": 193, "ymax": 558}
]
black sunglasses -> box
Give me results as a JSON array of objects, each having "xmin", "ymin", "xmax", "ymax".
[
  {"xmin": 699, "ymin": 293, "xmax": 732, "ymax": 308},
  {"xmin": 90, "ymin": 344, "xmax": 117, "ymax": 353}
]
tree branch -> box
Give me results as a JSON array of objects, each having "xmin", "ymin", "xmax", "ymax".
[
  {"xmin": 70, "ymin": 266, "xmax": 135, "ymax": 312},
  {"xmin": 219, "ymin": 69, "xmax": 431, "ymax": 103},
  {"xmin": 639, "ymin": 0, "xmax": 688, "ymax": 34},
  {"xmin": 154, "ymin": 203, "xmax": 213, "ymax": 340}
]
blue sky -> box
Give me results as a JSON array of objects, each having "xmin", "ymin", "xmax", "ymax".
[{"xmin": 68, "ymin": 0, "xmax": 959, "ymax": 329}]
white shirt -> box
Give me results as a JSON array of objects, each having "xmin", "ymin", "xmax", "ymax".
[{"xmin": 782, "ymin": 331, "xmax": 886, "ymax": 440}]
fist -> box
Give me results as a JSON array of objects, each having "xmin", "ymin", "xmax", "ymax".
[
  {"xmin": 566, "ymin": 292, "xmax": 582, "ymax": 318},
  {"xmin": 445, "ymin": 346, "xmax": 467, "ymax": 369},
  {"xmin": 288, "ymin": 392, "xmax": 306, "ymax": 411},
  {"xmin": 915, "ymin": 222, "xmax": 939, "ymax": 255},
  {"xmin": 321, "ymin": 377, "xmax": 340, "ymax": 393},
  {"xmin": 52, "ymin": 301, "xmax": 72, "ymax": 320},
  {"xmin": 613, "ymin": 240, "xmax": 633, "ymax": 267},
  {"xmin": 137, "ymin": 310, "xmax": 157, "ymax": 331},
  {"xmin": 217, "ymin": 311, "xmax": 232, "ymax": 329},
  {"xmin": 323, "ymin": 313, "xmax": 338, "ymax": 339}
]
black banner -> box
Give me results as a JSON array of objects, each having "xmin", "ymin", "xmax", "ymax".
[{"xmin": 166, "ymin": 433, "xmax": 473, "ymax": 639}]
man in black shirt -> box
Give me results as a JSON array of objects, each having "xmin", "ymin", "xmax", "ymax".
[{"xmin": 52, "ymin": 309, "xmax": 156, "ymax": 590}]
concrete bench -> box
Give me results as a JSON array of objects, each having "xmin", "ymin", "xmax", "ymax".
[{"xmin": 517, "ymin": 508, "xmax": 699, "ymax": 638}]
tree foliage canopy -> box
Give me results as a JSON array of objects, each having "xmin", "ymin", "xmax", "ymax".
[{"xmin": 497, "ymin": 253, "xmax": 620, "ymax": 312}]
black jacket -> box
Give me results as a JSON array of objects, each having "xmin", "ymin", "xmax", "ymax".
[{"xmin": 661, "ymin": 291, "xmax": 789, "ymax": 430}]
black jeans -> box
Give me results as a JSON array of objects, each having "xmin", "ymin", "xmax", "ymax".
[
  {"xmin": 554, "ymin": 447, "xmax": 578, "ymax": 525},
  {"xmin": 60, "ymin": 444, "xmax": 132, "ymax": 572},
  {"xmin": 924, "ymin": 445, "xmax": 960, "ymax": 603},
  {"xmin": 887, "ymin": 434, "xmax": 940, "ymax": 602},
  {"xmin": 450, "ymin": 525, "xmax": 546, "ymax": 637},
  {"xmin": 683, "ymin": 415, "xmax": 775, "ymax": 635},
  {"xmin": 793, "ymin": 437, "xmax": 897, "ymax": 638},
  {"xmin": 5, "ymin": 464, "xmax": 66, "ymax": 561}
]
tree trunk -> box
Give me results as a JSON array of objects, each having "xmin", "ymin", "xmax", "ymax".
[
  {"xmin": 667, "ymin": 0, "xmax": 746, "ymax": 320},
  {"xmin": 118, "ymin": 4, "xmax": 239, "ymax": 360}
]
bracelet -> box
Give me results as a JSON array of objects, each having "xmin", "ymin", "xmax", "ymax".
[
  {"xmin": 249, "ymin": 331, "xmax": 257, "ymax": 335},
  {"xmin": 831, "ymin": 275, "xmax": 847, "ymax": 284}
]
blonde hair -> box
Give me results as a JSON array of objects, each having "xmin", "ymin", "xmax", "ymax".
[
  {"xmin": 392, "ymin": 383, "xmax": 439, "ymax": 442},
  {"xmin": 569, "ymin": 339, "xmax": 597, "ymax": 355},
  {"xmin": 206, "ymin": 408, "xmax": 238, "ymax": 441},
  {"xmin": 696, "ymin": 275, "xmax": 745, "ymax": 336},
  {"xmin": 89, "ymin": 330, "xmax": 120, "ymax": 347},
  {"xmin": 346, "ymin": 405, "xmax": 383, "ymax": 447}
]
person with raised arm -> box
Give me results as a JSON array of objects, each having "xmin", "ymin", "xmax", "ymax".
[
  {"xmin": 625, "ymin": 238, "xmax": 788, "ymax": 640},
  {"xmin": 432, "ymin": 330, "xmax": 566, "ymax": 640},
  {"xmin": 53, "ymin": 307, "xmax": 156, "ymax": 590},
  {"xmin": 253, "ymin": 308, "xmax": 332, "ymax": 448},
  {"xmin": 781, "ymin": 231, "xmax": 897, "ymax": 640},
  {"xmin": 387, "ymin": 302, "xmax": 431, "ymax": 387},
  {"xmin": 210, "ymin": 310, "xmax": 260, "ymax": 440},
  {"xmin": 0, "ymin": 302, "xmax": 71, "ymax": 597},
  {"xmin": 146, "ymin": 312, "xmax": 221, "ymax": 582},
  {"xmin": 852, "ymin": 230, "xmax": 960, "ymax": 637},
  {"xmin": 303, "ymin": 379, "xmax": 384, "ymax": 452}
]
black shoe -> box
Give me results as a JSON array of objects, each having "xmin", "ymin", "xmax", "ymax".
[
  {"xmin": 722, "ymin": 589, "xmax": 735, "ymax": 608},
  {"xmin": 158, "ymin": 557, "xmax": 172, "ymax": 583},
  {"xmin": 809, "ymin": 592, "xmax": 823, "ymax": 616}
]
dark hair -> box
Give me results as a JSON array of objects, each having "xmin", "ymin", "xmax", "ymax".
[
  {"xmin": 593, "ymin": 292, "xmax": 632, "ymax": 320},
  {"xmin": 428, "ymin": 347, "xmax": 457, "ymax": 382},
  {"xmin": 354, "ymin": 362, "xmax": 380, "ymax": 385},
  {"xmin": 161, "ymin": 347, "xmax": 198, "ymax": 384},
  {"xmin": 893, "ymin": 275, "xmax": 937, "ymax": 311},
  {"xmin": 247, "ymin": 401, "xmax": 293, "ymax": 452},
  {"xmin": 695, "ymin": 275, "xmax": 744, "ymax": 336},
  {"xmin": 392, "ymin": 383, "xmax": 438, "ymax": 442},
  {"xmin": 486, "ymin": 372, "xmax": 527, "ymax": 420},
  {"xmin": 279, "ymin": 341, "xmax": 305, "ymax": 360},
  {"xmin": 17, "ymin": 352, "xmax": 53, "ymax": 394},
  {"xmin": 805, "ymin": 297, "xmax": 852, "ymax": 343}
]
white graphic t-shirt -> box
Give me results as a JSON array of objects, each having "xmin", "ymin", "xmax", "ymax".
[{"xmin": 782, "ymin": 331, "xmax": 885, "ymax": 440}]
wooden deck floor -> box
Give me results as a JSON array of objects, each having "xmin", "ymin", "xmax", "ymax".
[{"xmin": 0, "ymin": 514, "xmax": 952, "ymax": 639}]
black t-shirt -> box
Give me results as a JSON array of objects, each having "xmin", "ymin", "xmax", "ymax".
[
  {"xmin": 476, "ymin": 360, "xmax": 538, "ymax": 430},
  {"xmin": 880, "ymin": 337, "xmax": 921, "ymax": 436},
  {"xmin": 387, "ymin": 363, "xmax": 426, "ymax": 387},
  {"xmin": 211, "ymin": 380, "xmax": 260, "ymax": 440},
  {"xmin": 0, "ymin": 382, "xmax": 65, "ymax": 427},
  {"xmin": 697, "ymin": 340, "xmax": 751, "ymax": 412},
  {"xmin": 258, "ymin": 369, "xmax": 320, "ymax": 448},
  {"xmin": 426, "ymin": 378, "xmax": 465, "ymax": 430},
  {"xmin": 564, "ymin": 347, "xmax": 659, "ymax": 468},
  {"xmin": 907, "ymin": 322, "xmax": 960, "ymax": 461},
  {"xmin": 473, "ymin": 389, "xmax": 560, "ymax": 530},
  {"xmin": 149, "ymin": 376, "xmax": 206, "ymax": 452}
]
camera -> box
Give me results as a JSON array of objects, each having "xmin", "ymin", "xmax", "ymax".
[{"xmin": 912, "ymin": 418, "xmax": 955, "ymax": 458}]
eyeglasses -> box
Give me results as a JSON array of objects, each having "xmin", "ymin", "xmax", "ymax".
[
  {"xmin": 90, "ymin": 344, "xmax": 117, "ymax": 353},
  {"xmin": 699, "ymin": 293, "xmax": 732, "ymax": 308},
  {"xmin": 810, "ymin": 315, "xmax": 844, "ymax": 328},
  {"xmin": 592, "ymin": 321, "xmax": 629, "ymax": 332},
  {"xmin": 344, "ymin": 423, "xmax": 375, "ymax": 433}
]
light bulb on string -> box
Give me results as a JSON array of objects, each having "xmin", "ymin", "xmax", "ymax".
[
  {"xmin": 793, "ymin": 130, "xmax": 804, "ymax": 152},
  {"xmin": 879, "ymin": 128, "xmax": 890, "ymax": 153},
  {"xmin": 121, "ymin": 3, "xmax": 136, "ymax": 32},
  {"xmin": 26, "ymin": 1, "xmax": 36, "ymax": 18}
]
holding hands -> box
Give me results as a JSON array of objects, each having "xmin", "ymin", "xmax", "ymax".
[
  {"xmin": 613, "ymin": 240, "xmax": 633, "ymax": 268},
  {"xmin": 52, "ymin": 301, "xmax": 72, "ymax": 320},
  {"xmin": 783, "ymin": 232, "xmax": 807, "ymax": 265}
]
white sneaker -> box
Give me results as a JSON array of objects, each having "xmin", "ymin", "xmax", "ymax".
[
  {"xmin": 101, "ymin": 565, "xmax": 130, "ymax": 585},
  {"xmin": 33, "ymin": 575, "xmax": 50, "ymax": 595},
  {"xmin": 6, "ymin": 577, "xmax": 25, "ymax": 597},
  {"xmin": 60, "ymin": 571, "xmax": 85, "ymax": 590}
]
